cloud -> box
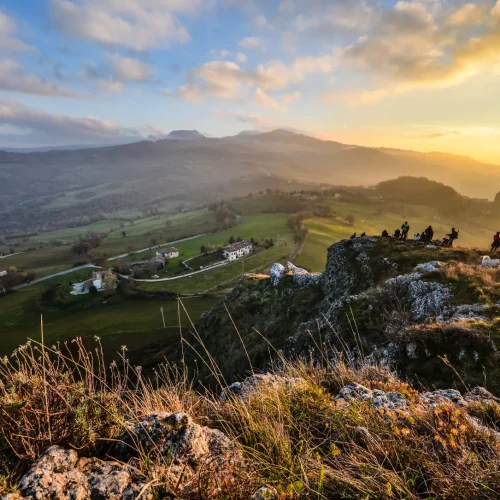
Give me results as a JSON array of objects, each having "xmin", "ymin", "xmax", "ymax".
[
  {"xmin": 239, "ymin": 36, "xmax": 265, "ymax": 50},
  {"xmin": 172, "ymin": 54, "xmax": 334, "ymax": 102},
  {"xmin": 0, "ymin": 58, "xmax": 81, "ymax": 97},
  {"xmin": 446, "ymin": 3, "xmax": 488, "ymax": 27},
  {"xmin": 0, "ymin": 99, "xmax": 163, "ymax": 146},
  {"xmin": 108, "ymin": 54, "xmax": 153, "ymax": 82},
  {"xmin": 255, "ymin": 88, "xmax": 300, "ymax": 110},
  {"xmin": 210, "ymin": 49, "xmax": 231, "ymax": 59},
  {"xmin": 216, "ymin": 110, "xmax": 272, "ymax": 127},
  {"xmin": 50, "ymin": 0, "xmax": 208, "ymax": 50},
  {"xmin": 333, "ymin": 0, "xmax": 500, "ymax": 104},
  {"xmin": 0, "ymin": 12, "xmax": 32, "ymax": 53},
  {"xmin": 416, "ymin": 131, "xmax": 461, "ymax": 139},
  {"xmin": 236, "ymin": 52, "xmax": 247, "ymax": 63},
  {"xmin": 255, "ymin": 87, "xmax": 280, "ymax": 109}
]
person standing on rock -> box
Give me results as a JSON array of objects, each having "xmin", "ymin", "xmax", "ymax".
[
  {"xmin": 401, "ymin": 221, "xmax": 410, "ymax": 241},
  {"xmin": 394, "ymin": 228, "xmax": 401, "ymax": 239},
  {"xmin": 491, "ymin": 232, "xmax": 500, "ymax": 253},
  {"xmin": 445, "ymin": 228, "xmax": 459, "ymax": 247},
  {"xmin": 425, "ymin": 226, "xmax": 434, "ymax": 243}
]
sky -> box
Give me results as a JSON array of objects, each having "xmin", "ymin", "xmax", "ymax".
[{"xmin": 1, "ymin": 0, "xmax": 500, "ymax": 163}]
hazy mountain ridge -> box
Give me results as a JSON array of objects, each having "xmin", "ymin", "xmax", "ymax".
[{"xmin": 1, "ymin": 129, "xmax": 499, "ymax": 224}]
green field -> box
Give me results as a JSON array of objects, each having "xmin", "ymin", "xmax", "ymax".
[
  {"xmin": 0, "ymin": 278, "xmax": 220, "ymax": 358},
  {"xmin": 297, "ymin": 199, "xmax": 496, "ymax": 272},
  {"xmin": 27, "ymin": 220, "xmax": 121, "ymax": 244}
]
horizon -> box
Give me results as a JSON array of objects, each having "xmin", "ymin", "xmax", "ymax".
[{"xmin": 1, "ymin": 1, "xmax": 500, "ymax": 162}]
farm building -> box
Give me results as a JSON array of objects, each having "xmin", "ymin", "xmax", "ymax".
[
  {"xmin": 157, "ymin": 247, "xmax": 179, "ymax": 259},
  {"xmin": 222, "ymin": 241, "xmax": 253, "ymax": 261},
  {"xmin": 0, "ymin": 270, "xmax": 7, "ymax": 277}
]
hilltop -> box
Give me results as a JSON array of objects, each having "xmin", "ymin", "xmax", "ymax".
[
  {"xmin": 195, "ymin": 237, "xmax": 500, "ymax": 394},
  {"xmin": 1, "ymin": 237, "xmax": 500, "ymax": 499}
]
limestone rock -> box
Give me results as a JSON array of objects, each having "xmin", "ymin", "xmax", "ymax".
[
  {"xmin": 114, "ymin": 412, "xmax": 240, "ymax": 483},
  {"xmin": 221, "ymin": 373, "xmax": 305, "ymax": 401},
  {"xmin": 14, "ymin": 446, "xmax": 139, "ymax": 500},
  {"xmin": 417, "ymin": 389, "xmax": 467, "ymax": 408},
  {"xmin": 335, "ymin": 383, "xmax": 373, "ymax": 403},
  {"xmin": 270, "ymin": 263, "xmax": 286, "ymax": 286},
  {"xmin": 336, "ymin": 383, "xmax": 409, "ymax": 412},
  {"xmin": 18, "ymin": 446, "xmax": 87, "ymax": 500},
  {"xmin": 252, "ymin": 486, "xmax": 278, "ymax": 499}
]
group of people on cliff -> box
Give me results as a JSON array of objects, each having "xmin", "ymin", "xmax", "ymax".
[{"xmin": 380, "ymin": 222, "xmax": 460, "ymax": 247}]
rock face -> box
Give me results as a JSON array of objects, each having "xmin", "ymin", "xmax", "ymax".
[
  {"xmin": 13, "ymin": 446, "xmax": 152, "ymax": 500},
  {"xmin": 221, "ymin": 373, "xmax": 305, "ymax": 400},
  {"xmin": 197, "ymin": 237, "xmax": 500, "ymax": 394},
  {"xmin": 114, "ymin": 412, "xmax": 241, "ymax": 484},
  {"xmin": 335, "ymin": 383, "xmax": 410, "ymax": 412}
]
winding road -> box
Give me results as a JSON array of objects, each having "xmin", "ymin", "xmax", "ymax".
[{"xmin": 12, "ymin": 234, "xmax": 207, "ymax": 290}]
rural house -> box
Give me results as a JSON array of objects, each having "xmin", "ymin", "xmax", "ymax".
[
  {"xmin": 222, "ymin": 240, "xmax": 253, "ymax": 261},
  {"xmin": 0, "ymin": 269, "xmax": 7, "ymax": 277},
  {"xmin": 156, "ymin": 247, "xmax": 179, "ymax": 259}
]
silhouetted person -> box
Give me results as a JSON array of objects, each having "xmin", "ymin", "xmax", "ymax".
[
  {"xmin": 446, "ymin": 227, "xmax": 459, "ymax": 247},
  {"xmin": 401, "ymin": 221, "xmax": 410, "ymax": 241},
  {"xmin": 350, "ymin": 233, "xmax": 357, "ymax": 239},
  {"xmin": 360, "ymin": 232, "xmax": 366, "ymax": 237},
  {"xmin": 414, "ymin": 233, "xmax": 421, "ymax": 242},
  {"xmin": 382, "ymin": 229, "xmax": 389, "ymax": 238},
  {"xmin": 492, "ymin": 232, "xmax": 500, "ymax": 253},
  {"xmin": 394, "ymin": 229, "xmax": 401, "ymax": 239},
  {"xmin": 425, "ymin": 226, "xmax": 434, "ymax": 243}
]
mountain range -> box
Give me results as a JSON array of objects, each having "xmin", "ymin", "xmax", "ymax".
[{"xmin": 1, "ymin": 129, "xmax": 499, "ymax": 228}]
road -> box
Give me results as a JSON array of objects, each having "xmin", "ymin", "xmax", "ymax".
[
  {"xmin": 107, "ymin": 234, "xmax": 206, "ymax": 261},
  {"xmin": 12, "ymin": 234, "xmax": 207, "ymax": 290}
]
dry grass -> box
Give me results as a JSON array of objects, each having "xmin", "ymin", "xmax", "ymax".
[{"xmin": 0, "ymin": 330, "xmax": 499, "ymax": 499}]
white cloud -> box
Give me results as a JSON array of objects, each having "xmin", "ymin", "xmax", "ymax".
[
  {"xmin": 239, "ymin": 36, "xmax": 265, "ymax": 50},
  {"xmin": 255, "ymin": 87, "xmax": 280, "ymax": 109},
  {"xmin": 446, "ymin": 3, "xmax": 487, "ymax": 27},
  {"xmin": 108, "ymin": 54, "xmax": 153, "ymax": 82},
  {"xmin": 236, "ymin": 52, "xmax": 247, "ymax": 63},
  {"xmin": 50, "ymin": 0, "xmax": 208, "ymax": 50},
  {"xmin": 0, "ymin": 58, "xmax": 81, "ymax": 97},
  {"xmin": 96, "ymin": 79, "xmax": 124, "ymax": 93},
  {"xmin": 0, "ymin": 12, "xmax": 32, "ymax": 53},
  {"xmin": 216, "ymin": 110, "xmax": 272, "ymax": 128},
  {"xmin": 210, "ymin": 49, "xmax": 231, "ymax": 59},
  {"xmin": 0, "ymin": 99, "xmax": 162, "ymax": 145}
]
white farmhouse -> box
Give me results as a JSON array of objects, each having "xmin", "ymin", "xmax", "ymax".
[
  {"xmin": 0, "ymin": 269, "xmax": 7, "ymax": 277},
  {"xmin": 157, "ymin": 247, "xmax": 179, "ymax": 259},
  {"xmin": 222, "ymin": 240, "xmax": 253, "ymax": 261}
]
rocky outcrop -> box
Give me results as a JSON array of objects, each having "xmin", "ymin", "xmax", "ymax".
[
  {"xmin": 335, "ymin": 383, "xmax": 410, "ymax": 412},
  {"xmin": 114, "ymin": 412, "xmax": 241, "ymax": 485},
  {"xmin": 221, "ymin": 373, "xmax": 305, "ymax": 400},
  {"xmin": 11, "ymin": 446, "xmax": 152, "ymax": 500}
]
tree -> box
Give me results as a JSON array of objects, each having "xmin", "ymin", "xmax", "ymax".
[
  {"xmin": 89, "ymin": 285, "xmax": 98, "ymax": 295},
  {"xmin": 122, "ymin": 231, "xmax": 127, "ymax": 238},
  {"xmin": 228, "ymin": 236, "xmax": 235, "ymax": 244}
]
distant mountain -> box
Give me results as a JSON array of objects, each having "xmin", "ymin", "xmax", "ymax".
[
  {"xmin": 2, "ymin": 128, "xmax": 500, "ymax": 233},
  {"xmin": 166, "ymin": 130, "xmax": 205, "ymax": 141}
]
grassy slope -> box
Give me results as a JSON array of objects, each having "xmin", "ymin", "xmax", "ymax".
[
  {"xmin": 0, "ymin": 276, "xmax": 219, "ymax": 357},
  {"xmin": 298, "ymin": 200, "xmax": 495, "ymax": 272}
]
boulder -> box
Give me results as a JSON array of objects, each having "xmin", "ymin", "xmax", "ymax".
[
  {"xmin": 417, "ymin": 389, "xmax": 467, "ymax": 408},
  {"xmin": 13, "ymin": 446, "xmax": 148, "ymax": 500},
  {"xmin": 270, "ymin": 263, "xmax": 286, "ymax": 286},
  {"xmin": 114, "ymin": 412, "xmax": 241, "ymax": 484},
  {"xmin": 221, "ymin": 373, "xmax": 305, "ymax": 401},
  {"xmin": 336, "ymin": 383, "xmax": 409, "ymax": 412}
]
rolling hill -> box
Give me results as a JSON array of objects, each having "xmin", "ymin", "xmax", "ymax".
[{"xmin": 1, "ymin": 129, "xmax": 500, "ymax": 233}]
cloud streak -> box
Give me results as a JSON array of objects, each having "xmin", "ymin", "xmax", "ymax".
[{"xmin": 0, "ymin": 99, "xmax": 162, "ymax": 145}]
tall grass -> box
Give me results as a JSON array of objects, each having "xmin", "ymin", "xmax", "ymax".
[{"xmin": 0, "ymin": 312, "xmax": 499, "ymax": 498}]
